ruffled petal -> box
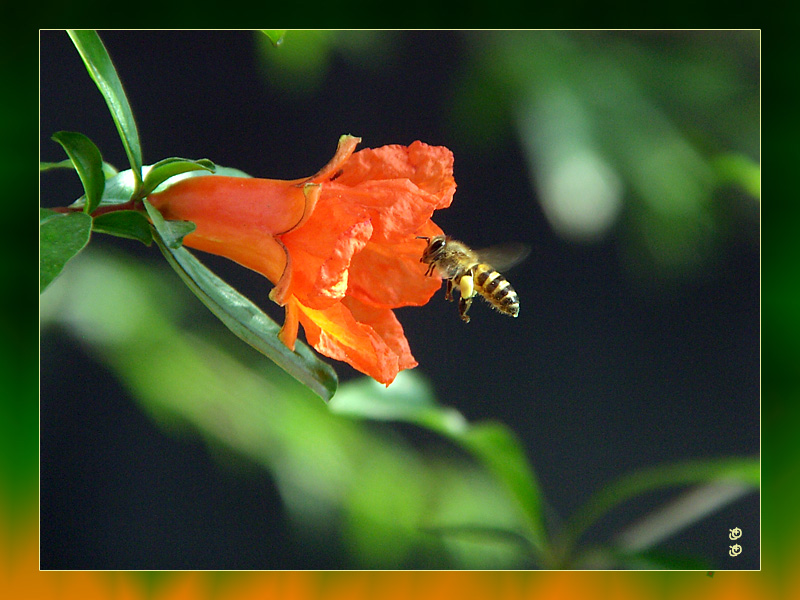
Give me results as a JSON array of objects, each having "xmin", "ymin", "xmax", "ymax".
[
  {"xmin": 294, "ymin": 299, "xmax": 410, "ymax": 384},
  {"xmin": 280, "ymin": 194, "xmax": 373, "ymax": 309},
  {"xmin": 326, "ymin": 142, "xmax": 456, "ymax": 243},
  {"xmin": 347, "ymin": 220, "xmax": 444, "ymax": 308},
  {"xmin": 327, "ymin": 180, "xmax": 442, "ymax": 243},
  {"xmin": 334, "ymin": 141, "xmax": 456, "ymax": 203},
  {"xmin": 342, "ymin": 296, "xmax": 417, "ymax": 372}
]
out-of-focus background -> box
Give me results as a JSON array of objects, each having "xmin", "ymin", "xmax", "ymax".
[{"xmin": 32, "ymin": 30, "xmax": 766, "ymax": 578}]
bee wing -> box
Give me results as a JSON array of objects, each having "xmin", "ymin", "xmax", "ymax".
[{"xmin": 474, "ymin": 243, "xmax": 531, "ymax": 271}]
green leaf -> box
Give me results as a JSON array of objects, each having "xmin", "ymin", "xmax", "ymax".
[
  {"xmin": 261, "ymin": 30, "xmax": 286, "ymax": 46},
  {"xmin": 40, "ymin": 159, "xmax": 119, "ymax": 179},
  {"xmin": 67, "ymin": 30, "xmax": 143, "ymax": 191},
  {"xmin": 51, "ymin": 131, "xmax": 106, "ymax": 214},
  {"xmin": 330, "ymin": 373, "xmax": 548, "ymax": 558},
  {"xmin": 39, "ymin": 159, "xmax": 75, "ymax": 171},
  {"xmin": 145, "ymin": 200, "xmax": 338, "ymax": 401},
  {"xmin": 140, "ymin": 157, "xmax": 215, "ymax": 198},
  {"xmin": 209, "ymin": 165, "xmax": 252, "ymax": 178},
  {"xmin": 73, "ymin": 168, "xmax": 140, "ymax": 209},
  {"xmin": 65, "ymin": 167, "xmax": 144, "ymax": 215},
  {"xmin": 101, "ymin": 162, "xmax": 119, "ymax": 178},
  {"xmin": 40, "ymin": 209, "xmax": 92, "ymax": 293},
  {"xmin": 143, "ymin": 199, "xmax": 195, "ymax": 249},
  {"xmin": 92, "ymin": 210, "xmax": 153, "ymax": 245}
]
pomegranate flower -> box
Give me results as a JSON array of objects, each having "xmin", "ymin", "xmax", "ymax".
[{"xmin": 148, "ymin": 135, "xmax": 455, "ymax": 384}]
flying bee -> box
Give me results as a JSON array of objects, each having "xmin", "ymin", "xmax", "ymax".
[{"xmin": 417, "ymin": 235, "xmax": 529, "ymax": 323}]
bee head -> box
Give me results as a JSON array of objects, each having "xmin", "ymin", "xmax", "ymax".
[{"xmin": 416, "ymin": 235, "xmax": 447, "ymax": 264}]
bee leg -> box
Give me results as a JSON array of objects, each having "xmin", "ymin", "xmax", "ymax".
[
  {"xmin": 445, "ymin": 278, "xmax": 455, "ymax": 301},
  {"xmin": 458, "ymin": 296, "xmax": 472, "ymax": 323}
]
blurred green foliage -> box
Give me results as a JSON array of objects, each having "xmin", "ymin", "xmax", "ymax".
[
  {"xmin": 256, "ymin": 30, "xmax": 400, "ymax": 95},
  {"xmin": 40, "ymin": 249, "xmax": 542, "ymax": 568},
  {"xmin": 39, "ymin": 249, "xmax": 758, "ymax": 568},
  {"xmin": 259, "ymin": 30, "xmax": 759, "ymax": 281}
]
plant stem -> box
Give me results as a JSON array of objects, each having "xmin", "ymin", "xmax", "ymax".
[{"xmin": 48, "ymin": 199, "xmax": 141, "ymax": 217}]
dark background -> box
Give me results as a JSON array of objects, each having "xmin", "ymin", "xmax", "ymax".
[{"xmin": 39, "ymin": 30, "xmax": 760, "ymax": 569}]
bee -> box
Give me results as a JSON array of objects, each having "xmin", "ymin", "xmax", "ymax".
[{"xmin": 417, "ymin": 235, "xmax": 529, "ymax": 323}]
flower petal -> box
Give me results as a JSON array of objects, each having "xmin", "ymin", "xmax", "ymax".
[
  {"xmin": 328, "ymin": 141, "xmax": 456, "ymax": 243},
  {"xmin": 343, "ymin": 295, "xmax": 417, "ymax": 372},
  {"xmin": 330, "ymin": 180, "xmax": 439, "ymax": 243},
  {"xmin": 182, "ymin": 224, "xmax": 288, "ymax": 285},
  {"xmin": 309, "ymin": 134, "xmax": 361, "ymax": 182},
  {"xmin": 295, "ymin": 299, "xmax": 411, "ymax": 385},
  {"xmin": 280, "ymin": 195, "xmax": 373, "ymax": 309},
  {"xmin": 149, "ymin": 175, "xmax": 309, "ymax": 237},
  {"xmin": 335, "ymin": 141, "xmax": 456, "ymax": 202},
  {"xmin": 278, "ymin": 295, "xmax": 300, "ymax": 350},
  {"xmin": 347, "ymin": 220, "xmax": 444, "ymax": 308}
]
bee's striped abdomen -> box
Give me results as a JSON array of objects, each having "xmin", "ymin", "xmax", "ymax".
[{"xmin": 473, "ymin": 263, "xmax": 520, "ymax": 317}]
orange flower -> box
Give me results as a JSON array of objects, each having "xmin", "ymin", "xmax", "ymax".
[{"xmin": 148, "ymin": 135, "xmax": 455, "ymax": 384}]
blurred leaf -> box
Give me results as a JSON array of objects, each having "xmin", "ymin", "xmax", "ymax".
[
  {"xmin": 330, "ymin": 374, "xmax": 548, "ymax": 559},
  {"xmin": 458, "ymin": 422, "xmax": 547, "ymax": 554},
  {"xmin": 40, "ymin": 250, "xmax": 534, "ymax": 568},
  {"xmin": 453, "ymin": 31, "xmax": 758, "ymax": 280},
  {"xmin": 557, "ymin": 457, "xmax": 760, "ymax": 563},
  {"xmin": 67, "ymin": 30, "xmax": 143, "ymax": 191},
  {"xmin": 612, "ymin": 480, "xmax": 755, "ymax": 555},
  {"xmin": 145, "ymin": 199, "xmax": 338, "ymax": 401},
  {"xmin": 261, "ymin": 30, "xmax": 286, "ymax": 46},
  {"xmin": 51, "ymin": 131, "xmax": 106, "ymax": 214},
  {"xmin": 573, "ymin": 546, "xmax": 710, "ymax": 569},
  {"xmin": 615, "ymin": 549, "xmax": 710, "ymax": 570},
  {"xmin": 39, "ymin": 208, "xmax": 92, "ymax": 293},
  {"xmin": 420, "ymin": 523, "xmax": 537, "ymax": 555},
  {"xmin": 712, "ymin": 152, "xmax": 761, "ymax": 200},
  {"xmin": 328, "ymin": 371, "xmax": 451, "ymax": 423},
  {"xmin": 92, "ymin": 210, "xmax": 153, "ymax": 245},
  {"xmin": 256, "ymin": 30, "xmax": 333, "ymax": 95},
  {"xmin": 140, "ymin": 157, "xmax": 216, "ymax": 199}
]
